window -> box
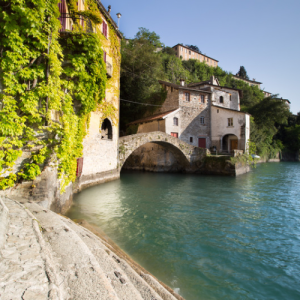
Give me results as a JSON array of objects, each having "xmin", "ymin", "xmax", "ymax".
[
  {"xmin": 200, "ymin": 95, "xmax": 205, "ymax": 103},
  {"xmin": 189, "ymin": 50, "xmax": 191, "ymax": 55},
  {"xmin": 101, "ymin": 118, "xmax": 113, "ymax": 140},
  {"xmin": 217, "ymin": 109, "xmax": 219, "ymax": 113},
  {"xmin": 171, "ymin": 87, "xmax": 174, "ymax": 92},
  {"xmin": 220, "ymin": 96, "xmax": 224, "ymax": 103},
  {"xmin": 190, "ymin": 137, "xmax": 193, "ymax": 143},
  {"xmin": 185, "ymin": 92, "xmax": 190, "ymax": 102},
  {"xmin": 200, "ymin": 116, "xmax": 205, "ymax": 124},
  {"xmin": 102, "ymin": 21, "xmax": 108, "ymax": 38},
  {"xmin": 103, "ymin": 50, "xmax": 106, "ymax": 63},
  {"xmin": 228, "ymin": 118, "xmax": 233, "ymax": 127},
  {"xmin": 173, "ymin": 117, "xmax": 178, "ymax": 126},
  {"xmin": 181, "ymin": 47, "xmax": 183, "ymax": 51},
  {"xmin": 171, "ymin": 132, "xmax": 178, "ymax": 138},
  {"xmin": 229, "ymin": 94, "xmax": 232, "ymax": 101}
]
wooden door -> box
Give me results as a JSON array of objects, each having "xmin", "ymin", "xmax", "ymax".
[
  {"xmin": 230, "ymin": 139, "xmax": 238, "ymax": 150},
  {"xmin": 198, "ymin": 138, "xmax": 206, "ymax": 148},
  {"xmin": 171, "ymin": 132, "xmax": 178, "ymax": 138}
]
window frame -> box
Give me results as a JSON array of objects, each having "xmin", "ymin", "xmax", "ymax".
[
  {"xmin": 220, "ymin": 96, "xmax": 224, "ymax": 103},
  {"xmin": 190, "ymin": 137, "xmax": 193, "ymax": 143},
  {"xmin": 173, "ymin": 117, "xmax": 178, "ymax": 126},
  {"xmin": 200, "ymin": 116, "xmax": 205, "ymax": 125},
  {"xmin": 102, "ymin": 20, "xmax": 108, "ymax": 38},
  {"xmin": 200, "ymin": 95, "xmax": 205, "ymax": 103},
  {"xmin": 228, "ymin": 118, "xmax": 233, "ymax": 127},
  {"xmin": 184, "ymin": 92, "xmax": 190, "ymax": 102}
]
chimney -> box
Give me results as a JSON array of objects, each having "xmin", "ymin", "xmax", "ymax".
[
  {"xmin": 108, "ymin": 5, "xmax": 111, "ymax": 14},
  {"xmin": 180, "ymin": 78, "xmax": 185, "ymax": 86}
]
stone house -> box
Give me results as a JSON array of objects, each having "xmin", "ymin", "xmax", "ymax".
[
  {"xmin": 129, "ymin": 76, "xmax": 250, "ymax": 154},
  {"xmin": 172, "ymin": 44, "xmax": 218, "ymax": 67}
]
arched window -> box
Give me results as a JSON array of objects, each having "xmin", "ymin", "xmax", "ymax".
[
  {"xmin": 101, "ymin": 118, "xmax": 112, "ymax": 140},
  {"xmin": 173, "ymin": 117, "xmax": 178, "ymax": 126},
  {"xmin": 220, "ymin": 96, "xmax": 224, "ymax": 103}
]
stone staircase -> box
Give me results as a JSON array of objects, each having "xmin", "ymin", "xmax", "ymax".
[{"xmin": 0, "ymin": 197, "xmax": 182, "ymax": 300}]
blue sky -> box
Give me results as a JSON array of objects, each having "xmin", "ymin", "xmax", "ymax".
[{"xmin": 102, "ymin": 0, "xmax": 300, "ymax": 114}]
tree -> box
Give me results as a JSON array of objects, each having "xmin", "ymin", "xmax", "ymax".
[
  {"xmin": 120, "ymin": 33, "xmax": 166, "ymax": 133},
  {"xmin": 248, "ymin": 96, "xmax": 290, "ymax": 157},
  {"xmin": 236, "ymin": 66, "xmax": 249, "ymax": 80},
  {"xmin": 135, "ymin": 27, "xmax": 164, "ymax": 47},
  {"xmin": 185, "ymin": 45, "xmax": 201, "ymax": 53},
  {"xmin": 161, "ymin": 47, "xmax": 176, "ymax": 56}
]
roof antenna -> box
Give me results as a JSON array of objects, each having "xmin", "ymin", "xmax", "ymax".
[{"xmin": 108, "ymin": 5, "xmax": 111, "ymax": 14}]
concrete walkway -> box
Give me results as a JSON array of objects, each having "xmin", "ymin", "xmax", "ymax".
[{"xmin": 0, "ymin": 197, "xmax": 182, "ymax": 300}]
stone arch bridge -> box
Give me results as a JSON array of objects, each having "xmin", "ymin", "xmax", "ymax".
[{"xmin": 118, "ymin": 131, "xmax": 210, "ymax": 171}]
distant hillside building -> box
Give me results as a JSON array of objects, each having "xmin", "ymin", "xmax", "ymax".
[
  {"xmin": 232, "ymin": 75, "xmax": 262, "ymax": 89},
  {"xmin": 262, "ymin": 91, "xmax": 272, "ymax": 98},
  {"xmin": 172, "ymin": 44, "xmax": 218, "ymax": 67}
]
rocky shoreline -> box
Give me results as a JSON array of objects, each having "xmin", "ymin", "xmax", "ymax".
[{"xmin": 0, "ymin": 196, "xmax": 184, "ymax": 300}]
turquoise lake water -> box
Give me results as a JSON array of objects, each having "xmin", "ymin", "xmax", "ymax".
[{"xmin": 66, "ymin": 162, "xmax": 300, "ymax": 300}]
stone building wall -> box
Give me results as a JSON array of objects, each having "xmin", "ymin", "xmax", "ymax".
[
  {"xmin": 178, "ymin": 90, "xmax": 211, "ymax": 147},
  {"xmin": 211, "ymin": 87, "xmax": 240, "ymax": 111},
  {"xmin": 156, "ymin": 85, "xmax": 179, "ymax": 113},
  {"xmin": 165, "ymin": 110, "xmax": 181, "ymax": 136},
  {"xmin": 211, "ymin": 106, "xmax": 250, "ymax": 152},
  {"xmin": 137, "ymin": 120, "xmax": 165, "ymax": 133}
]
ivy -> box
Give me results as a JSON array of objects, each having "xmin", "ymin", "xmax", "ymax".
[{"xmin": 0, "ymin": 0, "xmax": 120, "ymax": 191}]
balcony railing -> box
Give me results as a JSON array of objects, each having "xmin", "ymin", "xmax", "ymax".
[
  {"xmin": 106, "ymin": 61, "xmax": 112, "ymax": 78},
  {"xmin": 58, "ymin": 13, "xmax": 94, "ymax": 34}
]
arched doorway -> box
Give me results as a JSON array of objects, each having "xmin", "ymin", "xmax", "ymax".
[
  {"xmin": 101, "ymin": 118, "xmax": 113, "ymax": 140},
  {"xmin": 222, "ymin": 134, "xmax": 238, "ymax": 153}
]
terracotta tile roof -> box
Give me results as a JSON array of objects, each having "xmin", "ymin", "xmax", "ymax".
[{"xmin": 128, "ymin": 109, "xmax": 178, "ymax": 125}]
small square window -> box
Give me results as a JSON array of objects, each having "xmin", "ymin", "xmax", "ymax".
[{"xmin": 190, "ymin": 137, "xmax": 193, "ymax": 143}]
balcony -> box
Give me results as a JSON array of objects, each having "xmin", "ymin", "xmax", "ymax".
[
  {"xmin": 106, "ymin": 61, "xmax": 112, "ymax": 78},
  {"xmin": 58, "ymin": 13, "xmax": 94, "ymax": 34}
]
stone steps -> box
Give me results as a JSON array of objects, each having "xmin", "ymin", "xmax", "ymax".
[{"xmin": 0, "ymin": 197, "xmax": 181, "ymax": 300}]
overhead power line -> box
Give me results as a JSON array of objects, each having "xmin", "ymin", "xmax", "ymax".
[{"xmin": 120, "ymin": 98, "xmax": 177, "ymax": 108}]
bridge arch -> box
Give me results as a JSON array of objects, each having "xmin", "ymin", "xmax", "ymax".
[{"xmin": 118, "ymin": 131, "xmax": 209, "ymax": 171}]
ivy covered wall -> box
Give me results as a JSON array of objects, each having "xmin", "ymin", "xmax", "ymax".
[{"xmin": 0, "ymin": 0, "xmax": 121, "ymax": 191}]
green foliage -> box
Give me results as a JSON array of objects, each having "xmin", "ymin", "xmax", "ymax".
[
  {"xmin": 185, "ymin": 45, "xmax": 201, "ymax": 53},
  {"xmin": 236, "ymin": 66, "xmax": 249, "ymax": 80},
  {"xmin": 249, "ymin": 96, "xmax": 290, "ymax": 158},
  {"xmin": 135, "ymin": 27, "xmax": 164, "ymax": 47},
  {"xmin": 161, "ymin": 47, "xmax": 176, "ymax": 56},
  {"xmin": 0, "ymin": 0, "xmax": 114, "ymax": 190},
  {"xmin": 120, "ymin": 34, "xmax": 166, "ymax": 132}
]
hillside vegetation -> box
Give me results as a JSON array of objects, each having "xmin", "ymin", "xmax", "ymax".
[{"xmin": 120, "ymin": 28, "xmax": 298, "ymax": 158}]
